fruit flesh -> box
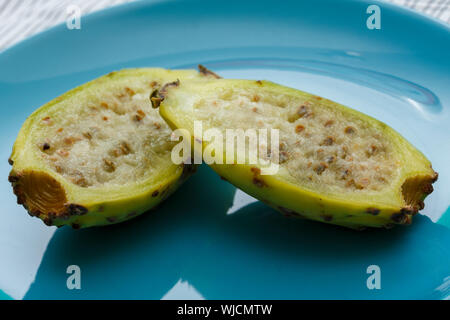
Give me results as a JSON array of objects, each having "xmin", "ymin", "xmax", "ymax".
[
  {"xmin": 158, "ymin": 79, "xmax": 438, "ymax": 229},
  {"xmin": 8, "ymin": 68, "xmax": 203, "ymax": 228}
]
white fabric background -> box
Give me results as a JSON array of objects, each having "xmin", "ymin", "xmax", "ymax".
[{"xmin": 0, "ymin": 0, "xmax": 448, "ymax": 52}]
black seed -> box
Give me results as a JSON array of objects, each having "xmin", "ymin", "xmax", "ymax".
[
  {"xmin": 8, "ymin": 158, "xmax": 13, "ymax": 165},
  {"xmin": 297, "ymin": 105, "xmax": 309, "ymax": 118},
  {"xmin": 103, "ymin": 159, "xmax": 116, "ymax": 172},
  {"xmin": 366, "ymin": 208, "xmax": 380, "ymax": 215},
  {"xmin": 418, "ymin": 201, "xmax": 425, "ymax": 210},
  {"xmin": 341, "ymin": 169, "xmax": 351, "ymax": 180},
  {"xmin": 42, "ymin": 143, "xmax": 50, "ymax": 151},
  {"xmin": 320, "ymin": 136, "xmax": 335, "ymax": 146},
  {"xmin": 72, "ymin": 223, "xmax": 81, "ymax": 229},
  {"xmin": 422, "ymin": 183, "xmax": 433, "ymax": 194},
  {"xmin": 400, "ymin": 207, "xmax": 416, "ymax": 215},
  {"xmin": 279, "ymin": 151, "xmax": 289, "ymax": 163},
  {"xmin": 391, "ymin": 212, "xmax": 406, "ymax": 223},
  {"xmin": 253, "ymin": 177, "xmax": 266, "ymax": 188},
  {"xmin": 278, "ymin": 206, "xmax": 294, "ymax": 216},
  {"xmin": 29, "ymin": 209, "xmax": 40, "ymax": 217},
  {"xmin": 432, "ymin": 172, "xmax": 438, "ymax": 183},
  {"xmin": 106, "ymin": 217, "xmax": 116, "ymax": 223},
  {"xmin": 344, "ymin": 126, "xmax": 356, "ymax": 134},
  {"xmin": 278, "ymin": 206, "xmax": 306, "ymax": 218},
  {"xmin": 66, "ymin": 204, "xmax": 88, "ymax": 216},
  {"xmin": 16, "ymin": 194, "xmax": 25, "ymax": 205},
  {"xmin": 314, "ymin": 163, "xmax": 328, "ymax": 175},
  {"xmin": 47, "ymin": 212, "xmax": 56, "ymax": 218},
  {"xmin": 321, "ymin": 214, "xmax": 333, "ymax": 222},
  {"xmin": 152, "ymin": 190, "xmax": 159, "ymax": 197},
  {"xmin": 8, "ymin": 175, "xmax": 19, "ymax": 183},
  {"xmin": 325, "ymin": 156, "xmax": 336, "ymax": 164},
  {"xmin": 180, "ymin": 163, "xmax": 197, "ymax": 180},
  {"xmin": 127, "ymin": 211, "xmax": 138, "ymax": 218}
]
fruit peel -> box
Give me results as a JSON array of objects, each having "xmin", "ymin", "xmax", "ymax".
[
  {"xmin": 8, "ymin": 68, "xmax": 202, "ymax": 228},
  {"xmin": 158, "ymin": 78, "xmax": 438, "ymax": 229}
]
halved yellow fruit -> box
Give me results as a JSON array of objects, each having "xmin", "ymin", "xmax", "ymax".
[
  {"xmin": 8, "ymin": 68, "xmax": 208, "ymax": 228},
  {"xmin": 158, "ymin": 78, "xmax": 438, "ymax": 229}
]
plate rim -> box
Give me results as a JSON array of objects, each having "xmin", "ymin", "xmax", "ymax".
[{"xmin": 0, "ymin": 0, "xmax": 449, "ymax": 58}]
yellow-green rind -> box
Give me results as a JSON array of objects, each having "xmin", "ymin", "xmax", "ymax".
[
  {"xmin": 158, "ymin": 79, "xmax": 438, "ymax": 229},
  {"xmin": 8, "ymin": 68, "xmax": 201, "ymax": 228},
  {"xmin": 8, "ymin": 163, "xmax": 196, "ymax": 228}
]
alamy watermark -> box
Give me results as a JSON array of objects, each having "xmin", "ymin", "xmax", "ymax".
[
  {"xmin": 366, "ymin": 265, "xmax": 381, "ymax": 290},
  {"xmin": 366, "ymin": 5, "xmax": 381, "ymax": 30},
  {"xmin": 170, "ymin": 121, "xmax": 280, "ymax": 175},
  {"xmin": 66, "ymin": 265, "xmax": 81, "ymax": 290},
  {"xmin": 66, "ymin": 5, "xmax": 81, "ymax": 30}
]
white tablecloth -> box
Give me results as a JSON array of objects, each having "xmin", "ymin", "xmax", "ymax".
[{"xmin": 0, "ymin": 0, "xmax": 448, "ymax": 52}]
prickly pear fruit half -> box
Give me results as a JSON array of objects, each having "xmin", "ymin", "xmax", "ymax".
[
  {"xmin": 8, "ymin": 68, "xmax": 207, "ymax": 228},
  {"xmin": 157, "ymin": 78, "xmax": 438, "ymax": 229}
]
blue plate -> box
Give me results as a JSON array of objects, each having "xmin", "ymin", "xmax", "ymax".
[{"xmin": 0, "ymin": 0, "xmax": 449, "ymax": 300}]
